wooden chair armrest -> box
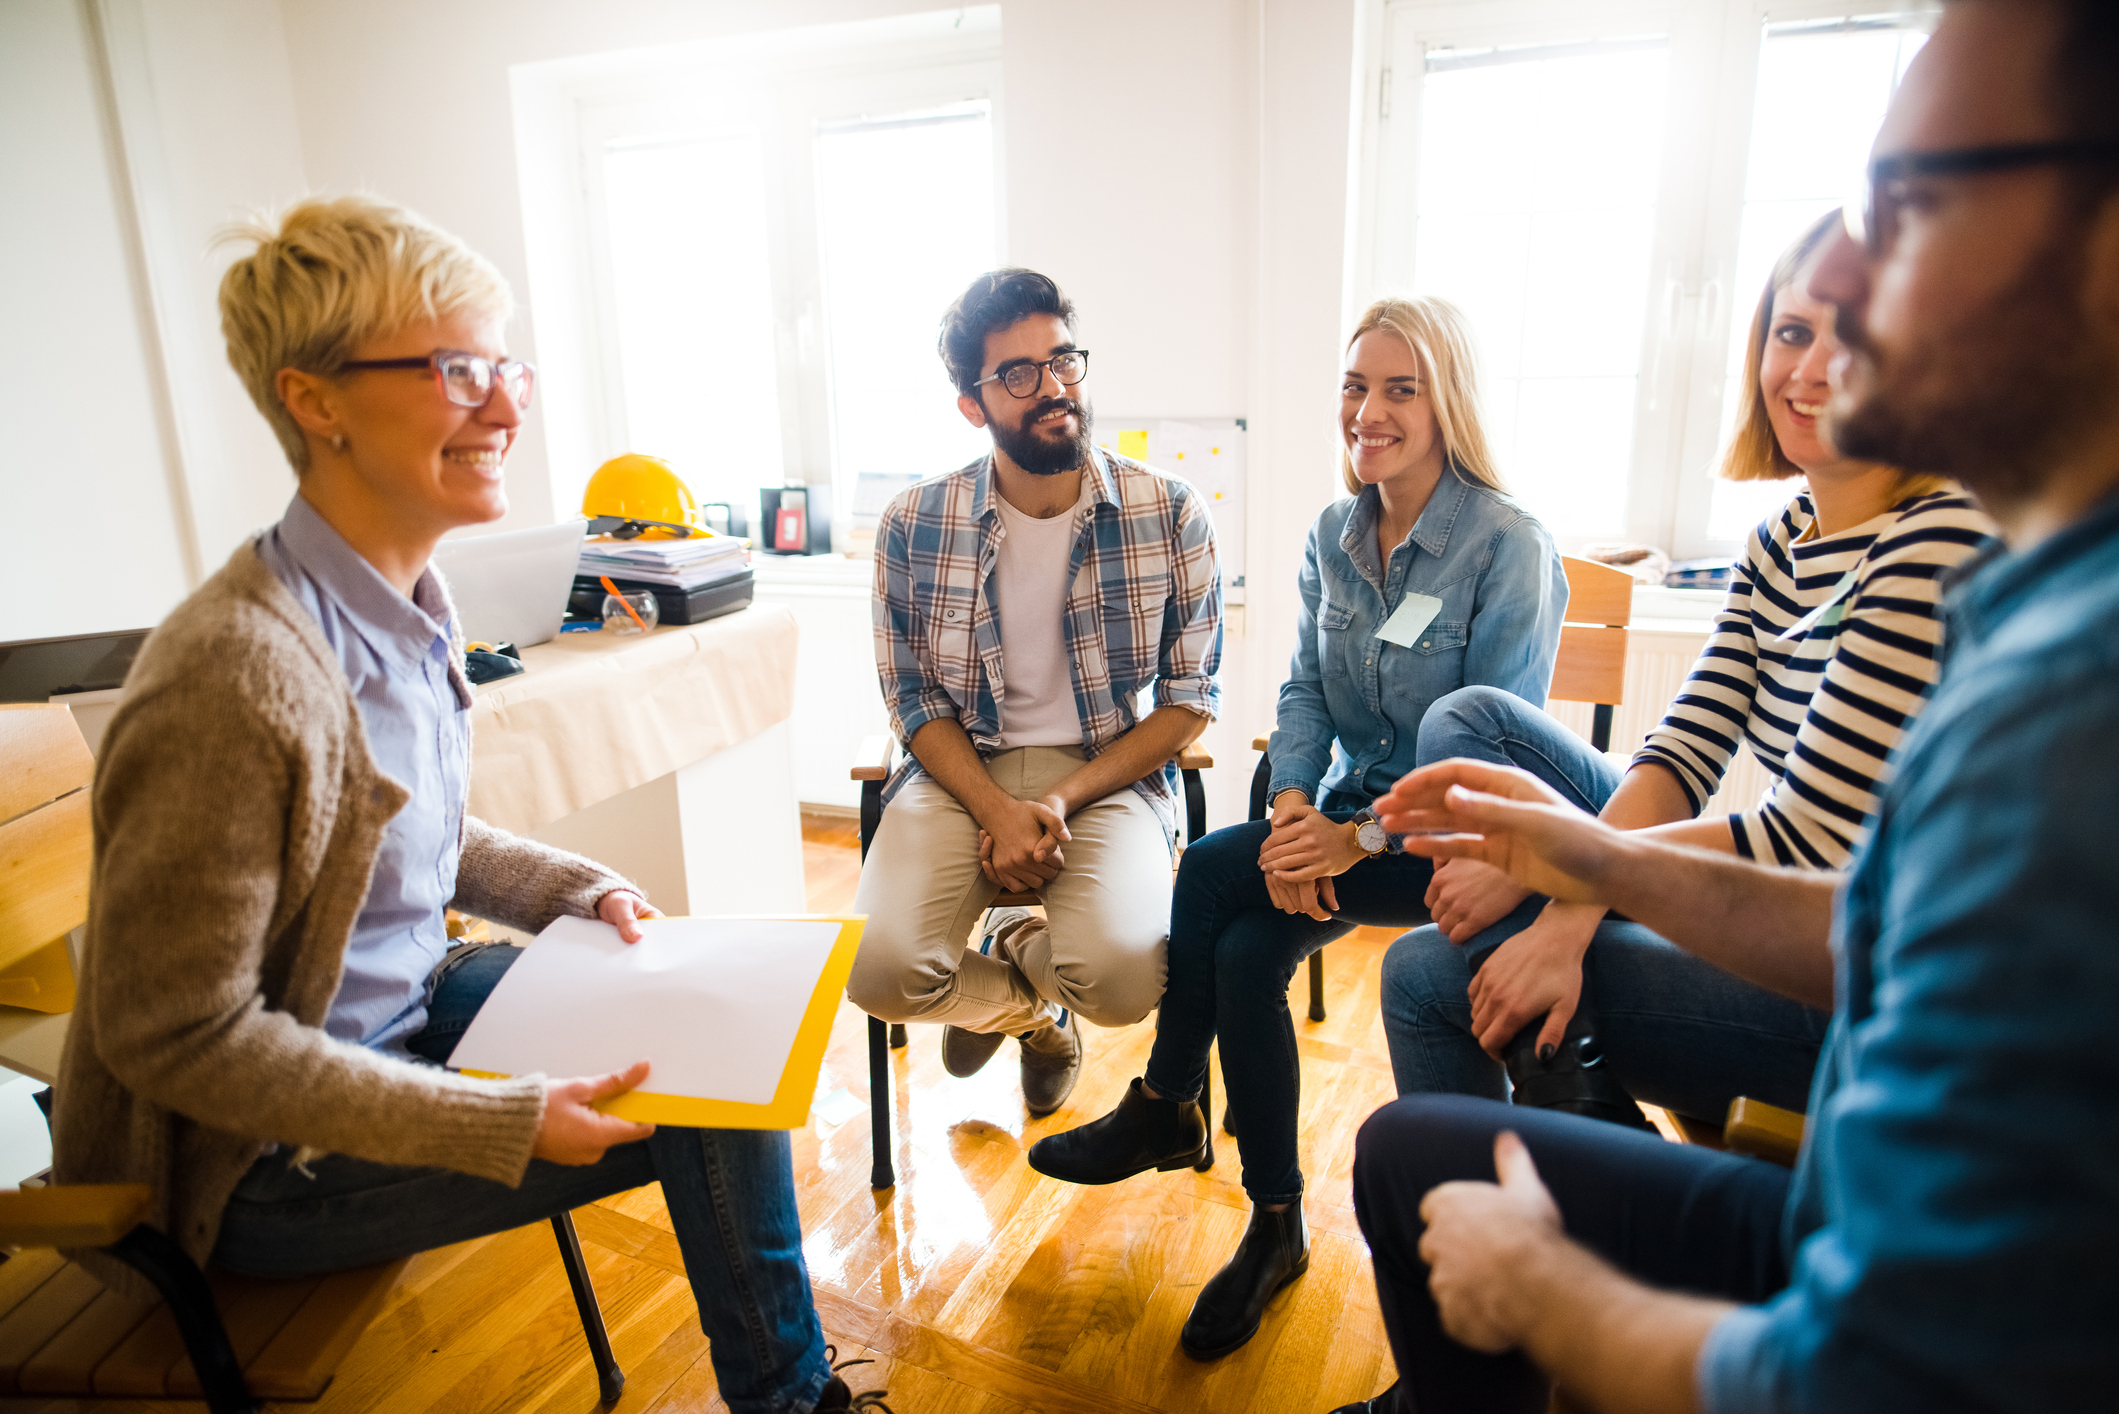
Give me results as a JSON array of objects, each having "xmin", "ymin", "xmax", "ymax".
[
  {"xmin": 850, "ymin": 733, "xmax": 897, "ymax": 783},
  {"xmin": 1175, "ymin": 744, "xmax": 1213, "ymax": 771},
  {"xmin": 0, "ymin": 1183, "xmax": 153, "ymax": 1247},
  {"xmin": 1722, "ymin": 1096, "xmax": 1806, "ymax": 1167},
  {"xmin": 1251, "ymin": 735, "xmax": 1270, "ymax": 752}
]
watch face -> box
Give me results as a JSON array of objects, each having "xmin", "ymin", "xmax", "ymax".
[{"xmin": 1358, "ymin": 818, "xmax": 1387, "ymax": 853}]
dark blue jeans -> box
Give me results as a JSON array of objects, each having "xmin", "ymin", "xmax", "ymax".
[
  {"xmin": 1144, "ymin": 802, "xmax": 1434, "ymax": 1204},
  {"xmin": 212, "ymin": 944, "xmax": 832, "ymax": 1414},
  {"xmin": 1354, "ymin": 1095, "xmax": 1790, "ymax": 1412},
  {"xmin": 1389, "ymin": 686, "xmax": 1831, "ymax": 1119}
]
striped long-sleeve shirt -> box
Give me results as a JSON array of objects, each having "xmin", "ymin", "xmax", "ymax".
[{"xmin": 1634, "ymin": 488, "xmax": 1992, "ymax": 868}]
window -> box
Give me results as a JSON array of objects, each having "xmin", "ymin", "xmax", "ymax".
[
  {"xmin": 536, "ymin": 10, "xmax": 1003, "ymax": 535},
  {"xmin": 1358, "ymin": 2, "xmax": 1937, "ymax": 558}
]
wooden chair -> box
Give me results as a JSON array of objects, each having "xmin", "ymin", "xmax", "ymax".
[
  {"xmin": 0, "ymin": 703, "xmax": 626, "ymax": 1412},
  {"xmin": 1667, "ymin": 1096, "xmax": 1806, "ymax": 1167},
  {"xmin": 851, "ymin": 735, "xmax": 1215, "ymax": 1189},
  {"xmin": 1251, "ymin": 556, "xmax": 1637, "ymax": 1025}
]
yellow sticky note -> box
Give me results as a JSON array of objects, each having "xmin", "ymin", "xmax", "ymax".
[{"xmin": 1117, "ymin": 429, "xmax": 1150, "ymax": 461}]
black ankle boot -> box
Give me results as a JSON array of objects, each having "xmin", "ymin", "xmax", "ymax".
[
  {"xmin": 1180, "ymin": 1199, "xmax": 1309, "ymax": 1359},
  {"xmin": 1026, "ymin": 1078, "xmax": 1206, "ymax": 1185},
  {"xmin": 1502, "ymin": 1005, "xmax": 1654, "ymax": 1131}
]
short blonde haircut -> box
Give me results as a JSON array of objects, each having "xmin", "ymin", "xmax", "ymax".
[
  {"xmin": 1340, "ymin": 296, "xmax": 1506, "ymax": 498},
  {"xmin": 218, "ymin": 195, "xmax": 512, "ymax": 472},
  {"xmin": 1719, "ymin": 211, "xmax": 1948, "ymax": 503}
]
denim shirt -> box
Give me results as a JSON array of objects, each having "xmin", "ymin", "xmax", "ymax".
[
  {"xmin": 1266, "ymin": 468, "xmax": 1566, "ymax": 807},
  {"xmin": 1700, "ymin": 493, "xmax": 2119, "ymax": 1411},
  {"xmin": 255, "ymin": 496, "xmax": 471, "ymax": 1057}
]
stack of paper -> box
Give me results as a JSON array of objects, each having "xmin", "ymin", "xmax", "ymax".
[{"xmin": 579, "ymin": 533, "xmax": 749, "ymax": 589}]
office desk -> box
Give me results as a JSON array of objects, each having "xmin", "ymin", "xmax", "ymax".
[{"xmin": 470, "ymin": 605, "xmax": 806, "ymax": 920}]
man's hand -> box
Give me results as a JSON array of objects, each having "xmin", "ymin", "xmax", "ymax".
[
  {"xmin": 979, "ymin": 795, "xmax": 1070, "ymax": 892},
  {"xmin": 1258, "ymin": 793, "xmax": 1368, "ymax": 883},
  {"xmin": 534, "ymin": 1061, "xmax": 656, "ymax": 1165},
  {"xmin": 1418, "ymin": 1131, "xmax": 1565, "ymax": 1353},
  {"xmin": 1426, "ymin": 859, "xmax": 1533, "ymax": 943},
  {"xmin": 1375, "ymin": 760, "xmax": 1621, "ymax": 906},
  {"xmin": 596, "ymin": 889, "xmax": 662, "ymax": 944},
  {"xmin": 1467, "ymin": 904, "xmax": 1601, "ymax": 1059}
]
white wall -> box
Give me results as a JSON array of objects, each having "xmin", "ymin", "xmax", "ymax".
[{"xmin": 0, "ymin": 0, "xmax": 310, "ymax": 646}]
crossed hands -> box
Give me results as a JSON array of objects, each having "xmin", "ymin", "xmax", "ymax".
[
  {"xmin": 1419, "ymin": 1131, "xmax": 1565, "ymax": 1353},
  {"xmin": 531, "ymin": 888, "xmax": 661, "ymax": 1166},
  {"xmin": 979, "ymin": 794, "xmax": 1072, "ymax": 893},
  {"xmin": 1258, "ymin": 792, "xmax": 1368, "ymax": 920}
]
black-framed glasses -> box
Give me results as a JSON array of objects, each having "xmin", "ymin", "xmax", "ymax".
[
  {"xmin": 337, "ymin": 348, "xmax": 536, "ymax": 410},
  {"xmin": 1844, "ymin": 140, "xmax": 2119, "ymax": 254},
  {"xmin": 974, "ymin": 349, "xmax": 1090, "ymax": 399}
]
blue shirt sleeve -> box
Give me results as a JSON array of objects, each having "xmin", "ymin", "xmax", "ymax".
[
  {"xmin": 1266, "ymin": 517, "xmax": 1337, "ymax": 803},
  {"xmin": 1698, "ymin": 673, "xmax": 2119, "ymax": 1412},
  {"xmin": 1461, "ymin": 514, "xmax": 1566, "ymax": 708}
]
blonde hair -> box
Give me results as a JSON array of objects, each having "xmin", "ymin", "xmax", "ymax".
[
  {"xmin": 217, "ymin": 195, "xmax": 512, "ymax": 472},
  {"xmin": 1719, "ymin": 211, "xmax": 1949, "ymax": 502},
  {"xmin": 1339, "ymin": 296, "xmax": 1505, "ymax": 498}
]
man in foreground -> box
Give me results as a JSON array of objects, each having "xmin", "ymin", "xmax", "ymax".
[
  {"xmin": 1337, "ymin": 2, "xmax": 2119, "ymax": 1409},
  {"xmin": 848, "ymin": 268, "xmax": 1221, "ymax": 1116}
]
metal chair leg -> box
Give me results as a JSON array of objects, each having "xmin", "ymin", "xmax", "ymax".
[
  {"xmin": 869, "ymin": 1015, "xmax": 896, "ymax": 1188},
  {"xmin": 889, "ymin": 1022, "xmax": 907, "ymax": 1048},
  {"xmin": 551, "ymin": 1212, "xmax": 624, "ymax": 1405},
  {"xmin": 1196, "ymin": 1062, "xmax": 1215, "ymax": 1171},
  {"xmin": 1307, "ymin": 949, "xmax": 1327, "ymax": 1022}
]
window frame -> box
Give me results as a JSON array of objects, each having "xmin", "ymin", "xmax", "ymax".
[
  {"xmin": 1353, "ymin": 0, "xmax": 1938, "ymax": 560},
  {"xmin": 556, "ymin": 25, "xmax": 1004, "ymax": 534}
]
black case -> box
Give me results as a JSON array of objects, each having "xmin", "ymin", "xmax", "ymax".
[{"xmin": 570, "ymin": 568, "xmax": 755, "ymax": 626}]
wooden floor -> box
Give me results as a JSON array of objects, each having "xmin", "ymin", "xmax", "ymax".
[{"xmin": 11, "ymin": 815, "xmax": 1407, "ymax": 1413}]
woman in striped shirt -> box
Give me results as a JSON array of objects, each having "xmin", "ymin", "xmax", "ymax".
[{"xmin": 1377, "ymin": 211, "xmax": 1993, "ymax": 1130}]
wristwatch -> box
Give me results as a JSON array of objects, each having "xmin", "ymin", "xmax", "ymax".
[{"xmin": 1353, "ymin": 807, "xmax": 1393, "ymax": 856}]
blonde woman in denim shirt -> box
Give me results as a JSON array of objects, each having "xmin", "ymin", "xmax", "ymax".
[{"xmin": 1030, "ymin": 297, "xmax": 1566, "ymax": 1360}]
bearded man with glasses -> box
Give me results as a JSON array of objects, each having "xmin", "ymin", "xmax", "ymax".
[
  {"xmin": 1319, "ymin": 2, "xmax": 2119, "ymax": 1411},
  {"xmin": 847, "ymin": 268, "xmax": 1223, "ymax": 1118}
]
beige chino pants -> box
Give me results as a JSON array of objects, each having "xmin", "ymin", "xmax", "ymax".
[{"xmin": 846, "ymin": 745, "xmax": 1171, "ymax": 1035}]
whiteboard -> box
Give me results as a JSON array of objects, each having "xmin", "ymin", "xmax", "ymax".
[{"xmin": 1096, "ymin": 417, "xmax": 1247, "ymax": 605}]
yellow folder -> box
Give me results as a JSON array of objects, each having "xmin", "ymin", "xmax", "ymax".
[{"xmin": 463, "ymin": 914, "xmax": 866, "ymax": 1130}]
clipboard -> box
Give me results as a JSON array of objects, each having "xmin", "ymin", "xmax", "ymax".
[{"xmin": 453, "ymin": 914, "xmax": 867, "ymax": 1130}]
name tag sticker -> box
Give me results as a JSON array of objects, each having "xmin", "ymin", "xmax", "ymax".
[{"xmin": 1374, "ymin": 593, "xmax": 1444, "ymax": 648}]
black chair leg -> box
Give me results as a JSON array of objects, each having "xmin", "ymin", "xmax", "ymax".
[
  {"xmin": 1307, "ymin": 949, "xmax": 1327, "ymax": 1022},
  {"xmin": 1196, "ymin": 1062, "xmax": 1215, "ymax": 1171},
  {"xmin": 869, "ymin": 1015, "xmax": 896, "ymax": 1188},
  {"xmin": 889, "ymin": 1022, "xmax": 907, "ymax": 1048},
  {"xmin": 552, "ymin": 1212, "xmax": 624, "ymax": 1405},
  {"xmin": 108, "ymin": 1224, "xmax": 258, "ymax": 1414}
]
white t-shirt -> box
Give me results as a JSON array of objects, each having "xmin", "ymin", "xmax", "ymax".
[{"xmin": 992, "ymin": 483, "xmax": 1088, "ymax": 749}]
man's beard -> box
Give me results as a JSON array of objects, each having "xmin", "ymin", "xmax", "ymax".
[
  {"xmin": 1828, "ymin": 223, "xmax": 2114, "ymax": 512},
  {"xmin": 990, "ymin": 395, "xmax": 1094, "ymax": 475}
]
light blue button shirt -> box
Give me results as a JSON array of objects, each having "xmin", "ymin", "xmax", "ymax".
[{"xmin": 255, "ymin": 495, "xmax": 470, "ymax": 1055}]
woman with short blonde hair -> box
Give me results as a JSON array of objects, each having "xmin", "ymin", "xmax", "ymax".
[
  {"xmin": 1029, "ymin": 294, "xmax": 1569, "ymax": 1360},
  {"xmin": 55, "ymin": 194, "xmax": 880, "ymax": 1413}
]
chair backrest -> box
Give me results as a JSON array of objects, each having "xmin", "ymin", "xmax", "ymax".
[
  {"xmin": 1550, "ymin": 556, "xmax": 1633, "ymax": 709},
  {"xmin": 0, "ymin": 704, "xmax": 93, "ymax": 1013}
]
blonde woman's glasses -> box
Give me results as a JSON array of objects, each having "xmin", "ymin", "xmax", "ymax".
[{"xmin": 339, "ymin": 349, "xmax": 536, "ymax": 410}]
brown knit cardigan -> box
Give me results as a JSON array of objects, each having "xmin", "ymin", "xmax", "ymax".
[{"xmin": 53, "ymin": 542, "xmax": 630, "ymax": 1284}]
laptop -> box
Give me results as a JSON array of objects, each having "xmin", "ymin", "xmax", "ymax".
[{"xmin": 430, "ymin": 520, "xmax": 585, "ymax": 649}]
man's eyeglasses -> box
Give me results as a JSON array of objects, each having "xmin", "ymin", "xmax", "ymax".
[
  {"xmin": 338, "ymin": 349, "xmax": 536, "ymax": 410},
  {"xmin": 975, "ymin": 350, "xmax": 1090, "ymax": 399},
  {"xmin": 1844, "ymin": 140, "xmax": 2119, "ymax": 255}
]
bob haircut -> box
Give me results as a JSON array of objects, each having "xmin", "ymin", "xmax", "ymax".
[
  {"xmin": 218, "ymin": 195, "xmax": 513, "ymax": 473},
  {"xmin": 1718, "ymin": 211, "xmax": 1949, "ymax": 502},
  {"xmin": 1339, "ymin": 296, "xmax": 1506, "ymax": 498}
]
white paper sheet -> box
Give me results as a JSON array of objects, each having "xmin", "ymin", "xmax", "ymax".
[
  {"xmin": 448, "ymin": 915, "xmax": 842, "ymax": 1105},
  {"xmin": 1374, "ymin": 592, "xmax": 1444, "ymax": 648}
]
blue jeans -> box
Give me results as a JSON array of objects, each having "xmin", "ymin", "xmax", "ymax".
[
  {"xmin": 212, "ymin": 944, "xmax": 832, "ymax": 1414},
  {"xmin": 1385, "ymin": 687, "xmax": 1832, "ymax": 1119}
]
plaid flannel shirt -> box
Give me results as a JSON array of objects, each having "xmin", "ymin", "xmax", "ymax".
[{"xmin": 872, "ymin": 446, "xmax": 1223, "ymax": 840}]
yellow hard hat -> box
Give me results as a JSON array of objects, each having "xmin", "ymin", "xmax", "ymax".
[{"xmin": 582, "ymin": 454, "xmax": 705, "ymax": 539}]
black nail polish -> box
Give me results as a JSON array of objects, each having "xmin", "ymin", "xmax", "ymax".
[{"xmin": 1538, "ymin": 1043, "xmax": 1556, "ymax": 1062}]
